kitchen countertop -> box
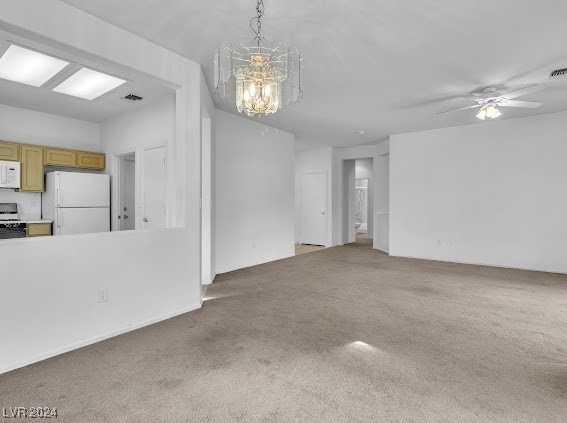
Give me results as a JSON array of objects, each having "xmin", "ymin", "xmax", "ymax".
[{"xmin": 0, "ymin": 220, "xmax": 53, "ymax": 224}]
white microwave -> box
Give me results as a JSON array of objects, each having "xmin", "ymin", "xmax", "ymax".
[{"xmin": 0, "ymin": 160, "xmax": 21, "ymax": 189}]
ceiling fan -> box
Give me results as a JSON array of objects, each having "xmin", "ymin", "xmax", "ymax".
[{"xmin": 438, "ymin": 85, "xmax": 545, "ymax": 120}]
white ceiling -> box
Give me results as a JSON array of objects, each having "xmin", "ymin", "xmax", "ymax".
[
  {"xmin": 0, "ymin": 29, "xmax": 174, "ymax": 123},
  {"xmin": 60, "ymin": 0, "xmax": 567, "ymax": 147}
]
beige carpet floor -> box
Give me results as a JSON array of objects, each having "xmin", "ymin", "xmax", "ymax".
[
  {"xmin": 295, "ymin": 243, "xmax": 325, "ymax": 255},
  {"xmin": 1, "ymin": 239, "xmax": 567, "ymax": 422}
]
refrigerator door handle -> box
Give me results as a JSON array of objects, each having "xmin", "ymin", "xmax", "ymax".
[
  {"xmin": 0, "ymin": 162, "xmax": 6, "ymax": 187},
  {"xmin": 57, "ymin": 209, "xmax": 63, "ymax": 233}
]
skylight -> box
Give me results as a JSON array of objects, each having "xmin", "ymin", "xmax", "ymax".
[
  {"xmin": 53, "ymin": 68, "xmax": 127, "ymax": 100},
  {"xmin": 0, "ymin": 44, "xmax": 69, "ymax": 87}
]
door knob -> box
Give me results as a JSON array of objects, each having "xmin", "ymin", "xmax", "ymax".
[
  {"xmin": 124, "ymin": 215, "xmax": 129, "ymax": 219},
  {"xmin": 143, "ymin": 217, "xmax": 149, "ymax": 222}
]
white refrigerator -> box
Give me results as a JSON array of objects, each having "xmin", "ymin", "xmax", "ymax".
[{"xmin": 42, "ymin": 172, "xmax": 110, "ymax": 235}]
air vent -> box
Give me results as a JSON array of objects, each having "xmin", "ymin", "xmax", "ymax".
[
  {"xmin": 121, "ymin": 94, "xmax": 143, "ymax": 103},
  {"xmin": 549, "ymin": 68, "xmax": 567, "ymax": 79}
]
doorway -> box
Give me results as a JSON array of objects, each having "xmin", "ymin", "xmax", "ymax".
[
  {"xmin": 341, "ymin": 158, "xmax": 374, "ymax": 245},
  {"xmin": 299, "ymin": 172, "xmax": 327, "ymax": 246},
  {"xmin": 116, "ymin": 153, "xmax": 136, "ymax": 231},
  {"xmin": 113, "ymin": 152, "xmax": 137, "ymax": 231},
  {"xmin": 142, "ymin": 146, "xmax": 166, "ymax": 230},
  {"xmin": 355, "ymin": 178, "xmax": 369, "ymax": 240}
]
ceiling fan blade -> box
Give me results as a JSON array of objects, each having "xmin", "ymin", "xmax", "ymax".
[
  {"xmin": 501, "ymin": 85, "xmax": 544, "ymax": 100},
  {"xmin": 437, "ymin": 104, "xmax": 481, "ymax": 115},
  {"xmin": 500, "ymin": 100, "xmax": 543, "ymax": 108}
]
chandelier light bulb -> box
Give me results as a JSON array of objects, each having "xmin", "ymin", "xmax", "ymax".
[{"xmin": 213, "ymin": 0, "xmax": 303, "ymax": 117}]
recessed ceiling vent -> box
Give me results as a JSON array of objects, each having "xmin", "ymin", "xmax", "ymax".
[
  {"xmin": 549, "ymin": 68, "xmax": 567, "ymax": 79},
  {"xmin": 121, "ymin": 94, "xmax": 143, "ymax": 103}
]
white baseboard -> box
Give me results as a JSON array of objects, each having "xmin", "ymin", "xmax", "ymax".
[
  {"xmin": 0, "ymin": 302, "xmax": 202, "ymax": 375},
  {"xmin": 388, "ymin": 252, "xmax": 566, "ymax": 275},
  {"xmin": 202, "ymin": 273, "xmax": 216, "ymax": 285}
]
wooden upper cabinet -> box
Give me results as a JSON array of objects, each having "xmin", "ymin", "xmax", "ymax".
[
  {"xmin": 0, "ymin": 141, "xmax": 20, "ymax": 161},
  {"xmin": 44, "ymin": 148, "xmax": 77, "ymax": 167},
  {"xmin": 20, "ymin": 145, "xmax": 44, "ymax": 192},
  {"xmin": 77, "ymin": 152, "xmax": 105, "ymax": 170}
]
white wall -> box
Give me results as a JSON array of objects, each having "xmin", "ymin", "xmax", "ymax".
[
  {"xmin": 215, "ymin": 110, "xmax": 295, "ymax": 274},
  {"xmin": 355, "ymin": 158, "xmax": 373, "ymax": 237},
  {"xmin": 200, "ymin": 70, "xmax": 216, "ymax": 284},
  {"xmin": 100, "ymin": 95, "xmax": 175, "ymax": 230},
  {"xmin": 0, "ymin": 191, "xmax": 40, "ymax": 220},
  {"xmin": 390, "ymin": 111, "xmax": 567, "ymax": 274},
  {"xmin": 100, "ymin": 96, "xmax": 174, "ymax": 156},
  {"xmin": 0, "ymin": 103, "xmax": 100, "ymax": 151},
  {"xmin": 201, "ymin": 113, "xmax": 214, "ymax": 283},
  {"xmin": 374, "ymin": 151, "xmax": 390, "ymax": 252},
  {"xmin": 0, "ymin": 230, "xmax": 197, "ymax": 373},
  {"xmin": 0, "ymin": 0, "xmax": 203, "ymax": 374},
  {"xmin": 342, "ymin": 160, "xmax": 356, "ymax": 243},
  {"xmin": 295, "ymin": 147, "xmax": 333, "ymax": 246}
]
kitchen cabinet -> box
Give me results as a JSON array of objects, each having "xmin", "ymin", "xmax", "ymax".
[
  {"xmin": 26, "ymin": 222, "xmax": 52, "ymax": 237},
  {"xmin": 0, "ymin": 141, "xmax": 20, "ymax": 161},
  {"xmin": 1, "ymin": 139, "xmax": 106, "ymax": 192},
  {"xmin": 77, "ymin": 152, "xmax": 105, "ymax": 170},
  {"xmin": 44, "ymin": 148, "xmax": 77, "ymax": 167},
  {"xmin": 20, "ymin": 145, "xmax": 44, "ymax": 192}
]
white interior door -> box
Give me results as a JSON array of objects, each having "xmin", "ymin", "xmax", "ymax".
[
  {"xmin": 119, "ymin": 156, "xmax": 136, "ymax": 231},
  {"xmin": 300, "ymin": 172, "xmax": 327, "ymax": 246},
  {"xmin": 142, "ymin": 146, "xmax": 166, "ymax": 230}
]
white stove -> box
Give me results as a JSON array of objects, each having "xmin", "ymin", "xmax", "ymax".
[
  {"xmin": 0, "ymin": 202, "xmax": 19, "ymax": 221},
  {"xmin": 0, "ymin": 203, "xmax": 26, "ymax": 239}
]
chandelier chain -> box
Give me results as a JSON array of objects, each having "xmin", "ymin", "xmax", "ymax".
[{"xmin": 249, "ymin": 0, "xmax": 265, "ymax": 43}]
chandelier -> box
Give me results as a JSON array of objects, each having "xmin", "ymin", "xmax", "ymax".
[{"xmin": 213, "ymin": 0, "xmax": 303, "ymax": 116}]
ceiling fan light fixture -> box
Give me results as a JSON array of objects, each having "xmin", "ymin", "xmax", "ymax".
[{"xmin": 477, "ymin": 103, "xmax": 501, "ymax": 121}]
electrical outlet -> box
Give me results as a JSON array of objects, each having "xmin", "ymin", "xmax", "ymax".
[
  {"xmin": 29, "ymin": 199, "xmax": 36, "ymax": 207},
  {"xmin": 97, "ymin": 288, "xmax": 109, "ymax": 303},
  {"xmin": 252, "ymin": 243, "xmax": 256, "ymax": 249},
  {"xmin": 448, "ymin": 240, "xmax": 454, "ymax": 247},
  {"xmin": 436, "ymin": 239, "xmax": 442, "ymax": 246}
]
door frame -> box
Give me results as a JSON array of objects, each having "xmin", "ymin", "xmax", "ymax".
[
  {"xmin": 299, "ymin": 171, "xmax": 328, "ymax": 246},
  {"xmin": 111, "ymin": 150, "xmax": 138, "ymax": 231},
  {"xmin": 355, "ymin": 177, "xmax": 370, "ymax": 232},
  {"xmin": 142, "ymin": 144, "xmax": 167, "ymax": 230}
]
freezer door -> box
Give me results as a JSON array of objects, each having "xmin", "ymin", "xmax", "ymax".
[
  {"xmin": 57, "ymin": 172, "xmax": 110, "ymax": 208},
  {"xmin": 56, "ymin": 207, "xmax": 110, "ymax": 235}
]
